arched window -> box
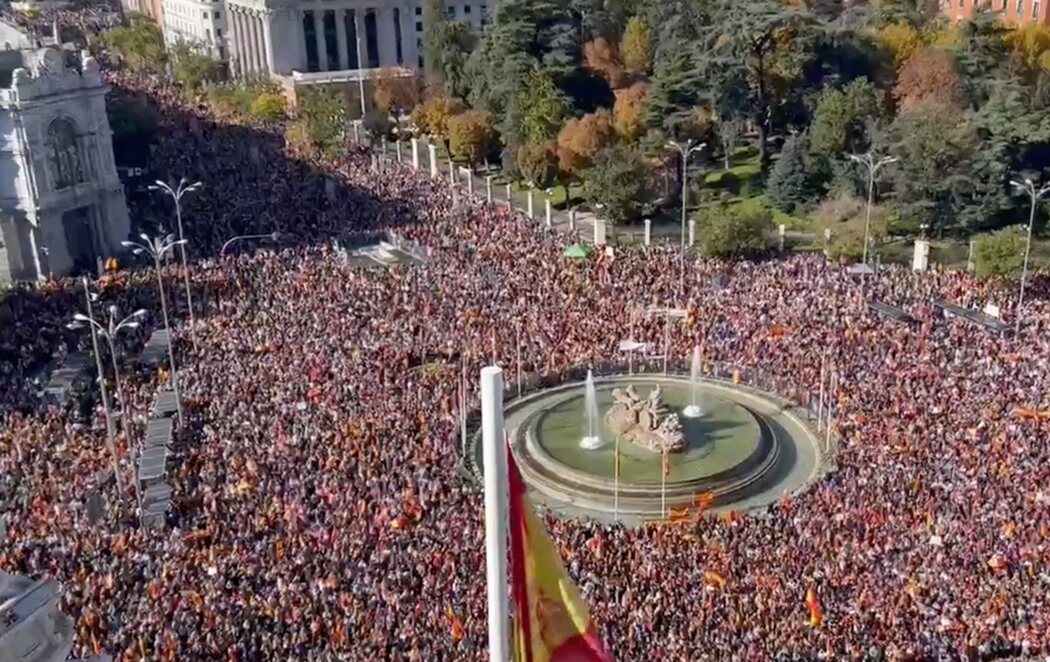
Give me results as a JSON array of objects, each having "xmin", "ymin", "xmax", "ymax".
[{"xmin": 46, "ymin": 118, "xmax": 84, "ymax": 190}]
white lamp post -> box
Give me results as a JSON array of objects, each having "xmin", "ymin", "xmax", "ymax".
[
  {"xmin": 1009, "ymin": 176, "xmax": 1050, "ymax": 335},
  {"xmin": 848, "ymin": 151, "xmax": 897, "ymax": 267},
  {"xmin": 666, "ymin": 140, "xmax": 706, "ymax": 296},
  {"xmin": 122, "ymin": 233, "xmax": 187, "ymax": 425},
  {"xmin": 148, "ymin": 178, "xmax": 202, "ymax": 349}
]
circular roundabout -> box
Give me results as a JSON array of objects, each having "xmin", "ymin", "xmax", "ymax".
[{"xmin": 473, "ymin": 373, "xmax": 827, "ymax": 523}]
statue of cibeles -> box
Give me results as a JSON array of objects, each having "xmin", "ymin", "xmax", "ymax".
[{"xmin": 605, "ymin": 385, "xmax": 685, "ymax": 453}]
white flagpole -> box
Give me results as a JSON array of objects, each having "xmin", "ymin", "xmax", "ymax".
[
  {"xmin": 661, "ymin": 447, "xmax": 667, "ymax": 517},
  {"xmin": 460, "ymin": 356, "xmax": 467, "ymax": 455},
  {"xmin": 817, "ymin": 351, "xmax": 827, "ymax": 432},
  {"xmin": 481, "ymin": 366, "xmax": 510, "ymax": 662},
  {"xmin": 825, "ymin": 367, "xmax": 835, "ymax": 453},
  {"xmin": 614, "ymin": 434, "xmax": 620, "ymax": 523},
  {"xmin": 516, "ymin": 326, "xmax": 522, "ymax": 398}
]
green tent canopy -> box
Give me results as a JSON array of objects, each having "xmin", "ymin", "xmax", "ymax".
[{"xmin": 564, "ymin": 244, "xmax": 590, "ymax": 259}]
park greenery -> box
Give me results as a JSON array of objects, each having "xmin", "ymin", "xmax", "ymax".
[{"xmin": 97, "ymin": 2, "xmax": 1050, "ymax": 274}]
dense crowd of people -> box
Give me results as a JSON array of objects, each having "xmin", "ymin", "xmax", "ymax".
[{"xmin": 2, "ymin": 20, "xmax": 1050, "ymax": 661}]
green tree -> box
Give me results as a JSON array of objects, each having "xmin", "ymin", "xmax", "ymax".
[
  {"xmin": 767, "ymin": 133, "xmax": 817, "ymax": 213},
  {"xmin": 581, "ymin": 144, "xmax": 650, "ymax": 224},
  {"xmin": 518, "ymin": 70, "xmax": 571, "ymax": 145},
  {"xmin": 425, "ymin": 20, "xmax": 476, "ymax": 99},
  {"xmin": 702, "ymin": 0, "xmax": 817, "ymax": 171},
  {"xmin": 516, "ymin": 141, "xmax": 560, "ymax": 189},
  {"xmin": 170, "ymin": 43, "xmax": 223, "ymax": 94},
  {"xmin": 808, "ymin": 79, "xmax": 881, "ymax": 162},
  {"xmin": 297, "ymin": 87, "xmax": 348, "ymax": 156},
  {"xmin": 102, "ymin": 16, "xmax": 166, "ymax": 72},
  {"xmin": 697, "ymin": 205, "xmax": 774, "ymax": 257},
  {"xmin": 621, "ymin": 16, "xmax": 653, "ymax": 76},
  {"xmin": 448, "ymin": 110, "xmax": 496, "ymax": 166},
  {"xmin": 645, "ymin": 38, "xmax": 702, "ymax": 135},
  {"xmin": 888, "ymin": 101, "xmax": 978, "ymax": 235},
  {"xmin": 972, "ymin": 226, "xmax": 1027, "ymax": 279}
]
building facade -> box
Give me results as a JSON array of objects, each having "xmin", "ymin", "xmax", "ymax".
[
  {"xmin": 0, "ymin": 46, "xmax": 130, "ymax": 283},
  {"xmin": 225, "ymin": 0, "xmax": 489, "ymax": 80},
  {"xmin": 161, "ymin": 0, "xmax": 227, "ymax": 60},
  {"xmin": 941, "ymin": 0, "xmax": 1050, "ymax": 25}
]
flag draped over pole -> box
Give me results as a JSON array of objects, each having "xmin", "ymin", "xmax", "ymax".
[{"xmin": 508, "ymin": 452, "xmax": 612, "ymax": 662}]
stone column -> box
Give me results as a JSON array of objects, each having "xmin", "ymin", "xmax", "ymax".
[
  {"xmin": 232, "ymin": 9, "xmax": 248, "ymax": 77},
  {"xmin": 526, "ymin": 189, "xmax": 534, "ymax": 218},
  {"xmin": 545, "ymin": 198, "xmax": 552, "ymax": 227},
  {"xmin": 411, "ymin": 138, "xmax": 420, "ymax": 169},
  {"xmin": 378, "ymin": 7, "xmax": 397, "ymax": 66},
  {"xmin": 467, "ymin": 173, "xmax": 474, "ymax": 196},
  {"xmin": 688, "ymin": 220, "xmax": 695, "ymax": 246},
  {"xmin": 644, "ymin": 219, "xmax": 651, "ymax": 246},
  {"xmin": 568, "ymin": 209, "xmax": 576, "ymax": 231},
  {"xmin": 261, "ymin": 11, "xmax": 274, "ymax": 75},
  {"xmin": 486, "ymin": 175, "xmax": 493, "ymax": 202},
  {"xmin": 505, "ymin": 184, "xmax": 512, "ymax": 209},
  {"xmin": 396, "ymin": 140, "xmax": 402, "ymax": 162},
  {"xmin": 291, "ymin": 8, "xmax": 306, "ymax": 73},
  {"xmin": 317, "ymin": 11, "xmax": 330, "ymax": 71},
  {"xmin": 912, "ymin": 239, "xmax": 930, "ymax": 272},
  {"xmin": 778, "ymin": 224, "xmax": 786, "ymax": 252},
  {"xmin": 428, "ymin": 144, "xmax": 438, "ymax": 177},
  {"xmin": 253, "ymin": 12, "xmax": 268, "ymax": 75},
  {"xmin": 448, "ymin": 160, "xmax": 455, "ymax": 186},
  {"xmin": 334, "ymin": 9, "xmax": 348, "ymax": 70}
]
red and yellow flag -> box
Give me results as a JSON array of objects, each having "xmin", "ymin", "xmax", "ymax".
[
  {"xmin": 805, "ymin": 587, "xmax": 823, "ymax": 628},
  {"xmin": 509, "ymin": 450, "xmax": 612, "ymax": 662}
]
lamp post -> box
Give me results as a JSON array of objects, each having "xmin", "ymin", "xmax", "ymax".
[
  {"xmin": 666, "ymin": 140, "xmax": 706, "ymax": 296},
  {"xmin": 122, "ymin": 233, "xmax": 186, "ymax": 425},
  {"xmin": 1009, "ymin": 176, "xmax": 1050, "ymax": 335},
  {"xmin": 68, "ymin": 277, "xmax": 123, "ymax": 494},
  {"xmin": 220, "ymin": 231, "xmax": 282, "ymax": 258},
  {"xmin": 149, "ymin": 178, "xmax": 202, "ymax": 349},
  {"xmin": 848, "ymin": 151, "xmax": 897, "ymax": 267}
]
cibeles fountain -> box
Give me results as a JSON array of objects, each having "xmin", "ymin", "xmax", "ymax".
[{"xmin": 472, "ymin": 346, "xmax": 828, "ymax": 522}]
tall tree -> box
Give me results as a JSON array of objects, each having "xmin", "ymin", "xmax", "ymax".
[
  {"xmin": 702, "ymin": 0, "xmax": 818, "ymax": 171},
  {"xmin": 582, "ymin": 144, "xmax": 651, "ymax": 224},
  {"xmin": 613, "ymin": 82, "xmax": 649, "ymax": 142},
  {"xmin": 556, "ymin": 109, "xmax": 615, "ymax": 180},
  {"xmin": 517, "ymin": 70, "xmax": 571, "ymax": 145},
  {"xmin": 808, "ymin": 78, "xmax": 882, "ymax": 187},
  {"xmin": 422, "ymin": 0, "xmax": 447, "ymax": 87},
  {"xmin": 767, "ymin": 133, "xmax": 818, "ymax": 213},
  {"xmin": 888, "ymin": 101, "xmax": 979, "ymax": 236},
  {"xmin": 645, "ymin": 38, "xmax": 702, "ymax": 136},
  {"xmin": 621, "ymin": 16, "xmax": 653, "ymax": 76},
  {"xmin": 893, "ymin": 47, "xmax": 968, "ymax": 111}
]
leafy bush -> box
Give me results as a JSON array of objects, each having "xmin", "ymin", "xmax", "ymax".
[
  {"xmin": 697, "ymin": 205, "xmax": 774, "ymax": 258},
  {"xmin": 973, "ymin": 226, "xmax": 1027, "ymax": 279},
  {"xmin": 248, "ymin": 92, "xmax": 286, "ymax": 122},
  {"xmin": 363, "ymin": 109, "xmax": 394, "ymax": 143}
]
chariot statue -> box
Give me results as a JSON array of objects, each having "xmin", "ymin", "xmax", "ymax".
[{"xmin": 605, "ymin": 385, "xmax": 685, "ymax": 453}]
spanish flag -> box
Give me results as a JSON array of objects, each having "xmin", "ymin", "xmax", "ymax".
[
  {"xmin": 805, "ymin": 587, "xmax": 823, "ymax": 628},
  {"xmin": 509, "ymin": 451, "xmax": 612, "ymax": 662}
]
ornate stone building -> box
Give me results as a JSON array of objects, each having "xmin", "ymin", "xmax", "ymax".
[{"xmin": 0, "ymin": 44, "xmax": 130, "ymax": 283}]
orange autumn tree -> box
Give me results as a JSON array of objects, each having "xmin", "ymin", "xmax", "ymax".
[
  {"xmin": 893, "ymin": 47, "xmax": 967, "ymax": 111},
  {"xmin": 583, "ymin": 37, "xmax": 625, "ymax": 88},
  {"xmin": 612, "ymin": 82, "xmax": 648, "ymax": 142},
  {"xmin": 556, "ymin": 110, "xmax": 615, "ymax": 184}
]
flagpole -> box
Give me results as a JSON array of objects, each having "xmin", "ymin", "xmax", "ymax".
[
  {"xmin": 516, "ymin": 325, "xmax": 522, "ymax": 399},
  {"xmin": 817, "ymin": 350, "xmax": 826, "ymax": 432},
  {"xmin": 661, "ymin": 447, "xmax": 667, "ymax": 518},
  {"xmin": 614, "ymin": 435, "xmax": 620, "ymax": 523},
  {"xmin": 480, "ymin": 366, "xmax": 510, "ymax": 662}
]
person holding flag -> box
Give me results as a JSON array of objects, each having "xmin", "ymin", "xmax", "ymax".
[{"xmin": 508, "ymin": 450, "xmax": 612, "ymax": 662}]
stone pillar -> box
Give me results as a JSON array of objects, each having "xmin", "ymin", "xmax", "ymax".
[
  {"xmin": 261, "ymin": 11, "xmax": 274, "ymax": 75},
  {"xmin": 545, "ymin": 198, "xmax": 552, "ymax": 227},
  {"xmin": 644, "ymin": 219, "xmax": 651, "ymax": 246},
  {"xmin": 411, "ymin": 139, "xmax": 420, "ymax": 169},
  {"xmin": 526, "ymin": 189, "xmax": 534, "ymax": 218},
  {"xmin": 823, "ymin": 228, "xmax": 832, "ymax": 257},
  {"xmin": 486, "ymin": 176, "xmax": 493, "ymax": 202},
  {"xmin": 228, "ymin": 8, "xmax": 242, "ymax": 76},
  {"xmin": 352, "ymin": 121, "xmax": 360, "ymax": 143},
  {"xmin": 255, "ymin": 12, "xmax": 269, "ymax": 75},
  {"xmin": 967, "ymin": 239, "xmax": 976, "ymax": 272},
  {"xmin": 912, "ymin": 239, "xmax": 930, "ymax": 272},
  {"xmin": 467, "ymin": 173, "xmax": 474, "ymax": 196},
  {"xmin": 594, "ymin": 219, "xmax": 607, "ymax": 246},
  {"xmin": 396, "ymin": 140, "xmax": 402, "ymax": 162},
  {"xmin": 778, "ymin": 224, "xmax": 786, "ymax": 252},
  {"xmin": 448, "ymin": 160, "xmax": 455, "ymax": 186},
  {"xmin": 378, "ymin": 7, "xmax": 397, "ymax": 65},
  {"xmin": 505, "ymin": 184, "xmax": 512, "ymax": 209},
  {"xmin": 317, "ymin": 11, "xmax": 330, "ymax": 71},
  {"xmin": 246, "ymin": 12, "xmax": 262, "ymax": 74},
  {"xmin": 428, "ymin": 144, "xmax": 438, "ymax": 178},
  {"xmin": 334, "ymin": 9, "xmax": 348, "ymax": 69},
  {"xmin": 237, "ymin": 10, "xmax": 251, "ymax": 76},
  {"xmin": 568, "ymin": 209, "xmax": 576, "ymax": 231},
  {"xmin": 688, "ymin": 220, "xmax": 695, "ymax": 246}
]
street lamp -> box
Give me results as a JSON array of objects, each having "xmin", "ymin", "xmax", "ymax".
[
  {"xmin": 1009, "ymin": 176, "xmax": 1050, "ymax": 335},
  {"xmin": 66, "ymin": 277, "xmax": 123, "ymax": 494},
  {"xmin": 220, "ymin": 231, "xmax": 282, "ymax": 258},
  {"xmin": 70, "ymin": 305, "xmax": 147, "ymax": 416},
  {"xmin": 666, "ymin": 139, "xmax": 706, "ymax": 296},
  {"xmin": 149, "ymin": 178, "xmax": 202, "ymax": 349},
  {"xmin": 848, "ymin": 151, "xmax": 897, "ymax": 267},
  {"xmin": 122, "ymin": 233, "xmax": 186, "ymax": 425}
]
